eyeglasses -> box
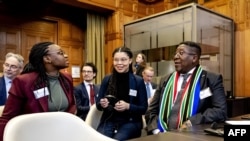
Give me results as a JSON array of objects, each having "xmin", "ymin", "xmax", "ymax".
[
  {"xmin": 47, "ymin": 50, "xmax": 65, "ymax": 56},
  {"xmin": 173, "ymin": 50, "xmax": 196, "ymax": 57},
  {"xmin": 113, "ymin": 58, "xmax": 129, "ymax": 63},
  {"xmin": 4, "ymin": 63, "xmax": 19, "ymax": 70},
  {"xmin": 82, "ymin": 70, "xmax": 93, "ymax": 74}
]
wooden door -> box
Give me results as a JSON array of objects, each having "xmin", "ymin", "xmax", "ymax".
[
  {"xmin": 0, "ymin": 18, "xmax": 84, "ymax": 86},
  {"xmin": 0, "ymin": 26, "xmax": 21, "ymax": 72},
  {"xmin": 21, "ymin": 20, "xmax": 57, "ymax": 64}
]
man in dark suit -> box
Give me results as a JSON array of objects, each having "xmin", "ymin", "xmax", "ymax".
[
  {"xmin": 145, "ymin": 41, "xmax": 227, "ymax": 134},
  {"xmin": 0, "ymin": 52, "xmax": 24, "ymax": 105},
  {"xmin": 142, "ymin": 66, "xmax": 158, "ymax": 104},
  {"xmin": 74, "ymin": 62, "xmax": 99, "ymax": 120}
]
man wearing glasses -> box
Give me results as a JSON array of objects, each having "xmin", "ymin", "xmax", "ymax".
[
  {"xmin": 145, "ymin": 41, "xmax": 227, "ymax": 134},
  {"xmin": 74, "ymin": 62, "xmax": 99, "ymax": 120},
  {"xmin": 0, "ymin": 52, "xmax": 24, "ymax": 105}
]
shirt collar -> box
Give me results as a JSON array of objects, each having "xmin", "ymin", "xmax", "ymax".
[
  {"xmin": 83, "ymin": 81, "xmax": 93, "ymax": 86},
  {"xmin": 4, "ymin": 76, "xmax": 12, "ymax": 83},
  {"xmin": 180, "ymin": 67, "xmax": 196, "ymax": 75}
]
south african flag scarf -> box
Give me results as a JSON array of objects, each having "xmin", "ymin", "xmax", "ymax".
[{"xmin": 157, "ymin": 66, "xmax": 202, "ymax": 132}]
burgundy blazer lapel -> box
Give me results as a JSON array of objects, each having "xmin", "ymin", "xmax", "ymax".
[{"xmin": 37, "ymin": 96, "xmax": 49, "ymax": 111}]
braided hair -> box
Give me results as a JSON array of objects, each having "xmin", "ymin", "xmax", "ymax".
[{"xmin": 21, "ymin": 42, "xmax": 70, "ymax": 91}]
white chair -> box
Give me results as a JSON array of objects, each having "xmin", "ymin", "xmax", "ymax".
[
  {"xmin": 85, "ymin": 104, "xmax": 147, "ymax": 129},
  {"xmin": 142, "ymin": 115, "xmax": 147, "ymax": 129},
  {"xmin": 85, "ymin": 104, "xmax": 103, "ymax": 129},
  {"xmin": 3, "ymin": 112, "xmax": 116, "ymax": 141},
  {"xmin": 0, "ymin": 106, "xmax": 4, "ymax": 116}
]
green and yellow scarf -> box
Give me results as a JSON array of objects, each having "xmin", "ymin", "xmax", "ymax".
[{"xmin": 157, "ymin": 66, "xmax": 202, "ymax": 132}]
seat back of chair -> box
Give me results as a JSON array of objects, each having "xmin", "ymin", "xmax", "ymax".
[
  {"xmin": 85, "ymin": 104, "xmax": 103, "ymax": 129},
  {"xmin": 3, "ymin": 112, "xmax": 116, "ymax": 141},
  {"xmin": 0, "ymin": 106, "xmax": 4, "ymax": 116}
]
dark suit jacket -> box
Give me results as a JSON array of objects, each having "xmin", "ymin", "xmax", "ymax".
[
  {"xmin": 150, "ymin": 82, "xmax": 158, "ymax": 90},
  {"xmin": 0, "ymin": 72, "xmax": 76, "ymax": 140},
  {"xmin": 0, "ymin": 77, "xmax": 7, "ymax": 106},
  {"xmin": 145, "ymin": 70, "xmax": 227, "ymax": 133},
  {"xmin": 74, "ymin": 82, "xmax": 99, "ymax": 120}
]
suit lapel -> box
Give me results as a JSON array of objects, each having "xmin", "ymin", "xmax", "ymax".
[
  {"xmin": 0, "ymin": 77, "xmax": 7, "ymax": 104},
  {"xmin": 37, "ymin": 95, "xmax": 49, "ymax": 111},
  {"xmin": 200, "ymin": 70, "xmax": 207, "ymax": 90},
  {"xmin": 81, "ymin": 83, "xmax": 88, "ymax": 98},
  {"xmin": 129, "ymin": 74, "xmax": 137, "ymax": 103}
]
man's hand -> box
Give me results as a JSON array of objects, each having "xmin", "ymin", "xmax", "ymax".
[
  {"xmin": 179, "ymin": 120, "xmax": 192, "ymax": 131},
  {"xmin": 114, "ymin": 100, "xmax": 129, "ymax": 112}
]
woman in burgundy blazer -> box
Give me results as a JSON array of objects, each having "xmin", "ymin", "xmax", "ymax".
[{"xmin": 0, "ymin": 42, "xmax": 76, "ymax": 141}]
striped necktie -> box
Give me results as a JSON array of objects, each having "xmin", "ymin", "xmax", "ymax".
[
  {"xmin": 146, "ymin": 82, "xmax": 151, "ymax": 99},
  {"xmin": 168, "ymin": 73, "xmax": 190, "ymax": 129}
]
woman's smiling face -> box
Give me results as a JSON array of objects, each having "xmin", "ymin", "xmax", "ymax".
[{"xmin": 113, "ymin": 52, "xmax": 132, "ymax": 73}]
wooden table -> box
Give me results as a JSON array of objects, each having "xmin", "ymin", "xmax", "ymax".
[{"xmin": 129, "ymin": 124, "xmax": 223, "ymax": 141}]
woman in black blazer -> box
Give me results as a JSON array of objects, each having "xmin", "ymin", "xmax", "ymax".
[{"xmin": 96, "ymin": 46, "xmax": 148, "ymax": 140}]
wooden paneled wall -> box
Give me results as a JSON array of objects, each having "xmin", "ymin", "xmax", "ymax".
[
  {"xmin": 0, "ymin": 3, "xmax": 85, "ymax": 86},
  {"xmin": 1, "ymin": 0, "xmax": 250, "ymax": 96},
  {"xmin": 78, "ymin": 0, "xmax": 250, "ymax": 97}
]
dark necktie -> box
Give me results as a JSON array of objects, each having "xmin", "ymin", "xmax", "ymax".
[
  {"xmin": 146, "ymin": 82, "xmax": 150, "ymax": 99},
  {"xmin": 89, "ymin": 84, "xmax": 95, "ymax": 105},
  {"xmin": 168, "ymin": 73, "xmax": 190, "ymax": 129}
]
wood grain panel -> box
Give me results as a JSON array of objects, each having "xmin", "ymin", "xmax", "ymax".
[
  {"xmin": 78, "ymin": 0, "xmax": 116, "ymax": 10},
  {"xmin": 0, "ymin": 27, "xmax": 21, "ymax": 72},
  {"xmin": 70, "ymin": 45, "xmax": 83, "ymax": 64},
  {"xmin": 21, "ymin": 21, "xmax": 56, "ymax": 33},
  {"xmin": 60, "ymin": 22, "xmax": 71, "ymax": 40},
  {"xmin": 72, "ymin": 25, "xmax": 84, "ymax": 41},
  {"xmin": 58, "ymin": 20, "xmax": 84, "ymax": 86},
  {"xmin": 121, "ymin": 0, "xmax": 137, "ymax": 12},
  {"xmin": 59, "ymin": 21, "xmax": 84, "ymax": 41},
  {"xmin": 234, "ymin": 30, "xmax": 245, "ymax": 97},
  {"xmin": 152, "ymin": 2, "xmax": 166, "ymax": 14},
  {"xmin": 213, "ymin": 2, "xmax": 229, "ymax": 18},
  {"xmin": 137, "ymin": 3, "xmax": 148, "ymax": 15},
  {"xmin": 237, "ymin": 0, "xmax": 245, "ymax": 24},
  {"xmin": 70, "ymin": 44, "xmax": 83, "ymax": 86},
  {"xmin": 21, "ymin": 30, "xmax": 55, "ymax": 63},
  {"xmin": 244, "ymin": 29, "xmax": 250, "ymax": 96}
]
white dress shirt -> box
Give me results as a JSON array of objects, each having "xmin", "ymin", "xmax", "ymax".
[{"xmin": 4, "ymin": 76, "xmax": 12, "ymax": 98}]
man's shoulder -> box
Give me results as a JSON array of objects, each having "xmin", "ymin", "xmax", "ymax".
[
  {"xmin": 102, "ymin": 74, "xmax": 112, "ymax": 81},
  {"xmin": 132, "ymin": 73, "xmax": 144, "ymax": 83},
  {"xmin": 202, "ymin": 70, "xmax": 222, "ymax": 78},
  {"xmin": 0, "ymin": 76, "xmax": 4, "ymax": 81},
  {"xmin": 74, "ymin": 82, "xmax": 84, "ymax": 89},
  {"xmin": 16, "ymin": 72, "xmax": 38, "ymax": 81},
  {"xmin": 151, "ymin": 82, "xmax": 158, "ymax": 88},
  {"xmin": 60, "ymin": 72, "xmax": 73, "ymax": 81}
]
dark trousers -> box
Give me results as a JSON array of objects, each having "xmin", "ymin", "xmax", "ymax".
[{"xmin": 97, "ymin": 120, "xmax": 142, "ymax": 141}]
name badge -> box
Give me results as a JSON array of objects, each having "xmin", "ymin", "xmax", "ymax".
[
  {"xmin": 129, "ymin": 89, "xmax": 137, "ymax": 97},
  {"xmin": 33, "ymin": 87, "xmax": 49, "ymax": 99},
  {"xmin": 200, "ymin": 87, "xmax": 212, "ymax": 99}
]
